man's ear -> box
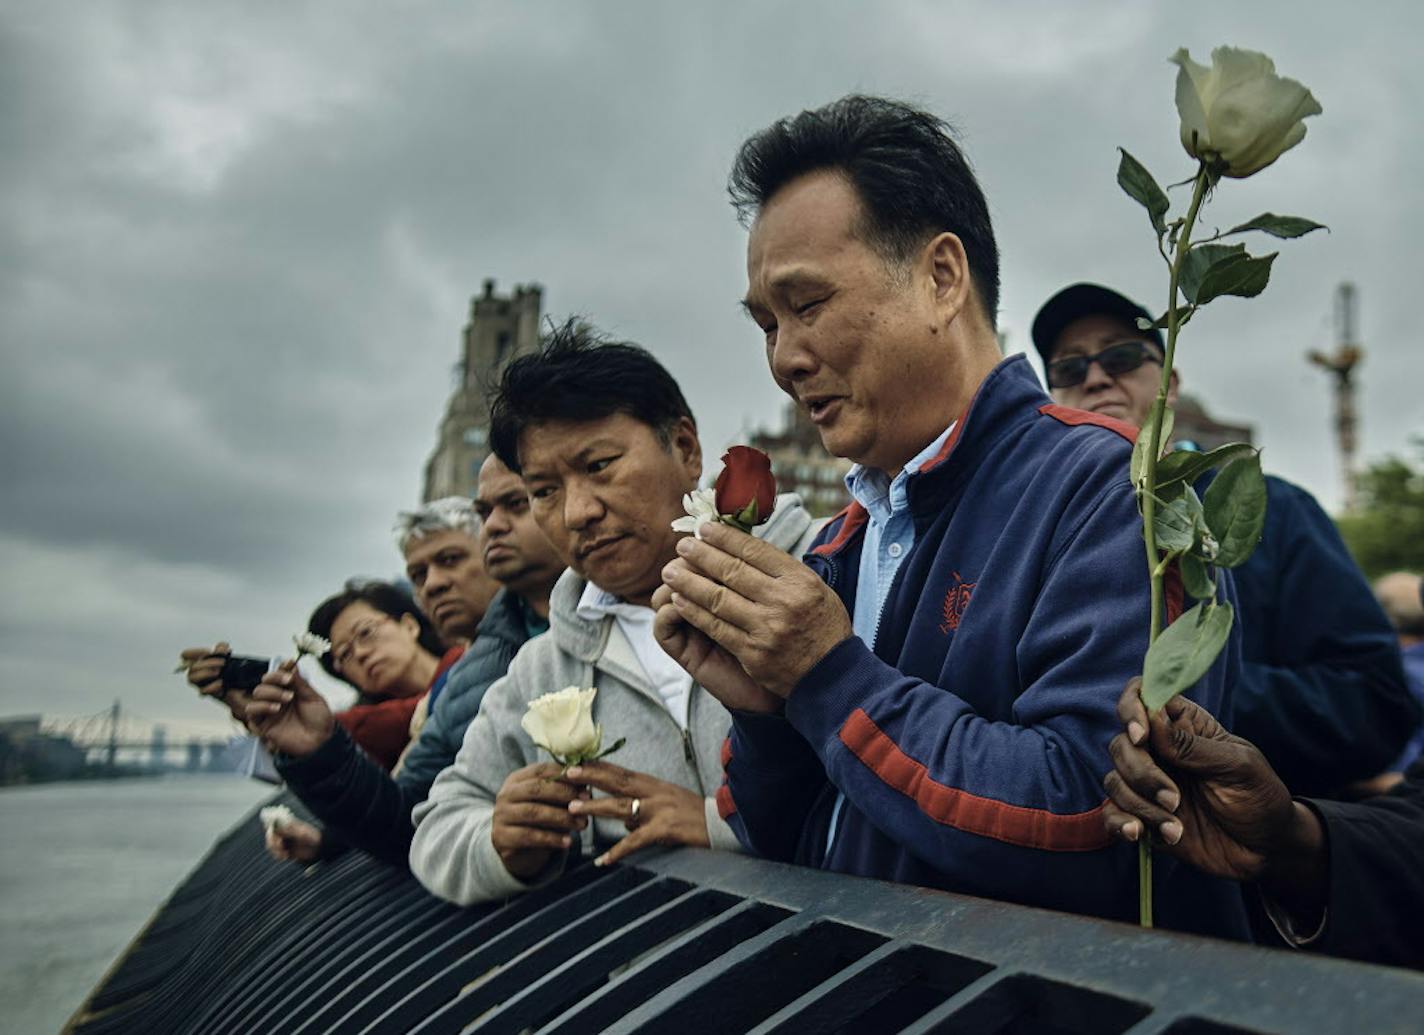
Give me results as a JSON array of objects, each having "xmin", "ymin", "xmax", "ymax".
[
  {"xmin": 668, "ymin": 416, "xmax": 702, "ymax": 486},
  {"xmin": 924, "ymin": 231, "xmax": 973, "ymax": 327},
  {"xmin": 1167, "ymin": 367, "xmax": 1181, "ymax": 408}
]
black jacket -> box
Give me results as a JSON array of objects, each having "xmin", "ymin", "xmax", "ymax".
[{"xmin": 1302, "ymin": 759, "xmax": 1424, "ymax": 968}]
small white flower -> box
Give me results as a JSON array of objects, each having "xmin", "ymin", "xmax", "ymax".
[
  {"xmin": 259, "ymin": 804, "xmax": 296, "ymax": 837},
  {"xmin": 292, "ymin": 632, "xmax": 331, "ymax": 658},
  {"xmin": 670, "ymin": 487, "xmax": 719, "ymax": 539}
]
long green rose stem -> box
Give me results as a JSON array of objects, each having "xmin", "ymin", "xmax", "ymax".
[{"xmin": 1136, "ymin": 162, "xmax": 1211, "ymax": 929}]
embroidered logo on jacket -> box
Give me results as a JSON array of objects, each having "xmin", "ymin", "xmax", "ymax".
[{"xmin": 938, "ymin": 571, "xmax": 976, "ymax": 634}]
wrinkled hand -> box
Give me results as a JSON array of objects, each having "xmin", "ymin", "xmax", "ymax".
[
  {"xmin": 660, "ymin": 522, "xmax": 852, "ymax": 699},
  {"xmin": 1103, "ymin": 678, "xmax": 1317, "ymax": 884},
  {"xmin": 652, "ymin": 583, "xmax": 780, "ymax": 713},
  {"xmin": 243, "ymin": 663, "xmax": 335, "ymax": 758},
  {"xmin": 179, "ymin": 642, "xmax": 251, "ymax": 722},
  {"xmin": 565, "ymin": 760, "xmax": 709, "ymax": 867},
  {"xmin": 265, "ymin": 817, "xmax": 323, "ymax": 864},
  {"xmin": 491, "ymin": 762, "xmax": 588, "ymax": 881}
]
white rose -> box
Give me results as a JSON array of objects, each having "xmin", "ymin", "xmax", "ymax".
[
  {"xmin": 521, "ymin": 686, "xmax": 601, "ymax": 762},
  {"xmin": 670, "ymin": 487, "xmax": 719, "ymax": 539},
  {"xmin": 1170, "ymin": 46, "xmax": 1321, "ymax": 179}
]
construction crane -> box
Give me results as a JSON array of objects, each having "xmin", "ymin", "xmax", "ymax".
[{"xmin": 1307, "ymin": 282, "xmax": 1364, "ymax": 513}]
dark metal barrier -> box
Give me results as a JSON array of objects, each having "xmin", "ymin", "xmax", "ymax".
[{"xmin": 65, "ymin": 794, "xmax": 1424, "ymax": 1034}]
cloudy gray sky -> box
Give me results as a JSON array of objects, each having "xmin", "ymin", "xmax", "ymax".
[{"xmin": 4, "ymin": 0, "xmax": 1420, "ymax": 731}]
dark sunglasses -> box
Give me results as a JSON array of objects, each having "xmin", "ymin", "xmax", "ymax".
[{"xmin": 1046, "ymin": 341, "xmax": 1163, "ymax": 389}]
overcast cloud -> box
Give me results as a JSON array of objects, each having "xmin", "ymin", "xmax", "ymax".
[{"xmin": 3, "ymin": 0, "xmax": 1420, "ymax": 729}]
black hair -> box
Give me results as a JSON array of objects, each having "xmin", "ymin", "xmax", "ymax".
[
  {"xmin": 307, "ymin": 579, "xmax": 445, "ymax": 693},
  {"xmin": 488, "ymin": 317, "xmax": 695, "ymax": 472},
  {"xmin": 728, "ymin": 94, "xmax": 1000, "ymax": 326}
]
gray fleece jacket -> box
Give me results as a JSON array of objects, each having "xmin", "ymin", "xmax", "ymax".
[{"xmin": 409, "ymin": 492, "xmax": 822, "ymax": 905}]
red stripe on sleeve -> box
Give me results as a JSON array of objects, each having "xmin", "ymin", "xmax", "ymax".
[
  {"xmin": 838, "ymin": 709, "xmax": 1112, "ymax": 852},
  {"xmin": 715, "ymin": 784, "xmax": 736, "ymax": 820},
  {"xmin": 720, "ymin": 737, "xmax": 732, "ymax": 768},
  {"xmin": 1037, "ymin": 403, "xmax": 1139, "ymax": 443}
]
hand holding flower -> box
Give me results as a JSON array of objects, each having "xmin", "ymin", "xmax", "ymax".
[
  {"xmin": 263, "ymin": 814, "xmax": 325, "ymax": 865},
  {"xmin": 565, "ymin": 760, "xmax": 709, "ymax": 867},
  {"xmin": 244, "ymin": 663, "xmax": 335, "ymax": 758},
  {"xmin": 491, "ymin": 761, "xmax": 589, "ymax": 880},
  {"xmin": 652, "ymin": 580, "xmax": 782, "ymax": 714},
  {"xmin": 660, "ymin": 520, "xmax": 852, "ymax": 699}
]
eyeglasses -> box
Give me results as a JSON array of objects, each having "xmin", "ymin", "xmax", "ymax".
[
  {"xmin": 330, "ymin": 616, "xmax": 392, "ymax": 671},
  {"xmin": 1046, "ymin": 341, "xmax": 1163, "ymax": 389}
]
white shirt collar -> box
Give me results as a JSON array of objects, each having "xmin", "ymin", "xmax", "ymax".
[{"xmin": 575, "ymin": 580, "xmax": 651, "ymax": 624}]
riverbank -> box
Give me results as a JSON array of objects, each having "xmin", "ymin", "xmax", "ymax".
[{"xmin": 0, "ymin": 774, "xmax": 273, "ymax": 1034}]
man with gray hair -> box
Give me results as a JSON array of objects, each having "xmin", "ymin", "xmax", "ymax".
[{"xmin": 395, "ymin": 496, "xmax": 502, "ymax": 646}]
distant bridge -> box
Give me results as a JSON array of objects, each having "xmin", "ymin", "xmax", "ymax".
[{"xmin": 41, "ymin": 701, "xmax": 234, "ymax": 770}]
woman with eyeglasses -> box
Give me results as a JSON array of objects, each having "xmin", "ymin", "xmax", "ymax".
[
  {"xmin": 303, "ymin": 581, "xmax": 465, "ymax": 773},
  {"xmin": 182, "ymin": 581, "xmax": 464, "ymax": 774},
  {"xmin": 183, "ymin": 580, "xmax": 466, "ymax": 865}
]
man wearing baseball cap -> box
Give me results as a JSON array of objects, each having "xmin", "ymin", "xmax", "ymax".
[{"xmin": 1033, "ymin": 283, "xmax": 1416, "ymax": 798}]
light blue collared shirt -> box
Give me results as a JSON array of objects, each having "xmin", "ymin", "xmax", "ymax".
[{"xmin": 824, "ymin": 420, "xmax": 957, "ymax": 854}]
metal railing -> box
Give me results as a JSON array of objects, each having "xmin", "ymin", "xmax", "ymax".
[{"xmin": 65, "ymin": 794, "xmax": 1424, "ymax": 1034}]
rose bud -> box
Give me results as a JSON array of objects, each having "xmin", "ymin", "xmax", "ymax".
[
  {"xmin": 714, "ymin": 446, "xmax": 777, "ymax": 530},
  {"xmin": 1170, "ymin": 46, "xmax": 1321, "ymax": 179}
]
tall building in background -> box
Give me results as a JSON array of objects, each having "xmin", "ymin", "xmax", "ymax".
[
  {"xmin": 749, "ymin": 401, "xmax": 852, "ymax": 517},
  {"xmin": 422, "ymin": 279, "xmax": 852, "ymax": 514},
  {"xmin": 423, "ymin": 280, "xmax": 543, "ymax": 501}
]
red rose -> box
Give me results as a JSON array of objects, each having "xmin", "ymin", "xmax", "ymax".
[{"xmin": 714, "ymin": 446, "xmax": 777, "ymax": 529}]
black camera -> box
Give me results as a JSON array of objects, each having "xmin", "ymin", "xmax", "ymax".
[{"xmin": 220, "ymin": 655, "xmax": 274, "ymax": 691}]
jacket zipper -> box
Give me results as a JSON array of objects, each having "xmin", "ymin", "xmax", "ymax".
[
  {"xmin": 820, "ymin": 527, "xmax": 913, "ymax": 866},
  {"xmin": 600, "ymin": 648, "xmax": 706, "ymax": 797},
  {"xmin": 682, "ymin": 688, "xmax": 704, "ymax": 796}
]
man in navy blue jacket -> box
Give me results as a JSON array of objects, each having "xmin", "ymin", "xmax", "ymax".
[
  {"xmin": 653, "ymin": 96, "xmax": 1247, "ymax": 936},
  {"xmin": 1032, "ymin": 283, "xmax": 1415, "ymax": 797}
]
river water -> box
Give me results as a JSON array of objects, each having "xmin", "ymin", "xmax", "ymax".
[{"xmin": 0, "ymin": 775, "xmax": 275, "ymax": 1034}]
